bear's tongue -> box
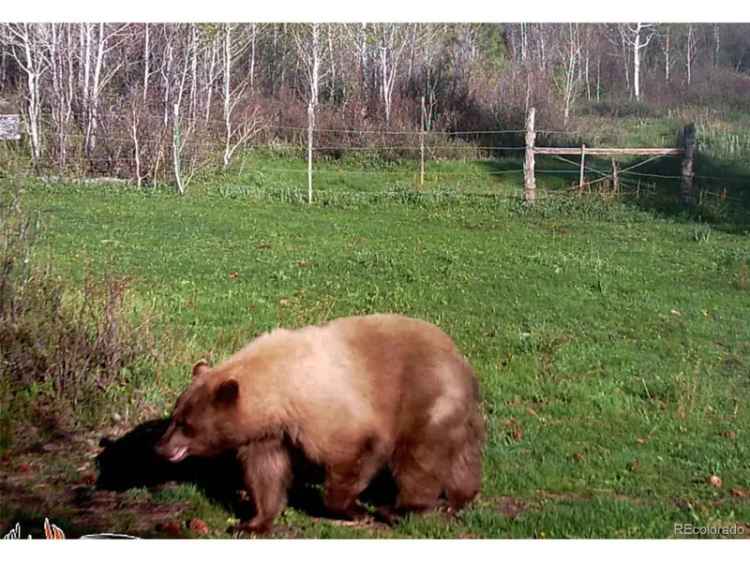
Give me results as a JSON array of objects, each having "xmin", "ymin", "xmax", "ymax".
[{"xmin": 168, "ymin": 446, "xmax": 188, "ymax": 463}]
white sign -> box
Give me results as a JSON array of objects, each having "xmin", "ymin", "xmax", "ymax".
[{"xmin": 0, "ymin": 114, "xmax": 20, "ymax": 140}]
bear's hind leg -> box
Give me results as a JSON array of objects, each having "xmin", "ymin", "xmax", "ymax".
[
  {"xmin": 391, "ymin": 442, "xmax": 444, "ymax": 515},
  {"xmin": 444, "ymin": 410, "xmax": 483, "ymax": 511},
  {"xmin": 237, "ymin": 439, "xmax": 293, "ymax": 534},
  {"xmin": 323, "ymin": 436, "xmax": 389, "ymax": 519}
]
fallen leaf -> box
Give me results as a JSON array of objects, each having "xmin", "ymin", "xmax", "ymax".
[
  {"xmin": 189, "ymin": 518, "xmax": 209, "ymax": 536},
  {"xmin": 573, "ymin": 452, "xmax": 585, "ymax": 462},
  {"xmin": 627, "ymin": 459, "xmax": 641, "ymax": 472},
  {"xmin": 157, "ymin": 520, "xmax": 182, "ymax": 538},
  {"xmin": 79, "ymin": 472, "xmax": 97, "ymax": 486},
  {"xmin": 636, "ymin": 437, "xmax": 648, "ymax": 445},
  {"xmin": 670, "ymin": 309, "xmax": 681, "ymax": 316},
  {"xmin": 721, "ymin": 431, "xmax": 737, "ymax": 440},
  {"xmin": 504, "ymin": 418, "xmax": 524, "ymax": 442},
  {"xmin": 707, "ymin": 475, "xmax": 722, "ymax": 488},
  {"xmin": 18, "ymin": 463, "xmax": 31, "ymax": 473}
]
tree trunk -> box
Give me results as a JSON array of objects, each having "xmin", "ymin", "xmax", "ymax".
[
  {"xmin": 143, "ymin": 23, "xmax": 150, "ymax": 102},
  {"xmin": 633, "ymin": 31, "xmax": 641, "ymax": 100},
  {"xmin": 223, "ymin": 23, "xmax": 232, "ymax": 169}
]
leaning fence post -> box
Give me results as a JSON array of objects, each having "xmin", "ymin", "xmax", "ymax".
[
  {"xmin": 680, "ymin": 123, "xmax": 697, "ymax": 206},
  {"xmin": 524, "ymin": 107, "xmax": 536, "ymax": 204}
]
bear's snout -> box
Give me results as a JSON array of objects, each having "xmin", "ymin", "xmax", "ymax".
[{"xmin": 154, "ymin": 426, "xmax": 190, "ymax": 463}]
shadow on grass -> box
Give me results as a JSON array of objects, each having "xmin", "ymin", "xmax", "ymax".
[
  {"xmin": 479, "ymin": 152, "xmax": 749, "ymax": 234},
  {"xmin": 479, "ymin": 157, "xmax": 578, "ymax": 193},
  {"xmin": 616, "ymin": 153, "xmax": 750, "ymax": 235},
  {"xmin": 95, "ymin": 419, "xmax": 398, "ymax": 525}
]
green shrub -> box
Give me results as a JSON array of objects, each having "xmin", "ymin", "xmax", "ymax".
[{"xmin": 0, "ymin": 190, "xmax": 158, "ymax": 437}]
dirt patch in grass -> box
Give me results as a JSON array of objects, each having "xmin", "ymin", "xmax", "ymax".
[
  {"xmin": 0, "ymin": 425, "xmax": 193, "ymax": 538},
  {"xmin": 494, "ymin": 496, "xmax": 529, "ymax": 519}
]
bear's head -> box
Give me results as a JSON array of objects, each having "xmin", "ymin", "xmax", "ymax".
[{"xmin": 155, "ymin": 360, "xmax": 243, "ymax": 463}]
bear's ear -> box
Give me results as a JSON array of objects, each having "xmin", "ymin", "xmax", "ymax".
[
  {"xmin": 214, "ymin": 379, "xmax": 239, "ymax": 406},
  {"xmin": 192, "ymin": 359, "xmax": 211, "ymax": 379}
]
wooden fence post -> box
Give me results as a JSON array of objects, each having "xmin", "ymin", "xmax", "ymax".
[
  {"xmin": 524, "ymin": 107, "xmax": 536, "ymax": 204},
  {"xmin": 611, "ymin": 158, "xmax": 619, "ymax": 193},
  {"xmin": 307, "ymin": 101, "xmax": 314, "ymax": 205},
  {"xmin": 579, "ymin": 144, "xmax": 586, "ymax": 192},
  {"xmin": 420, "ymin": 96, "xmax": 426, "ymax": 190},
  {"xmin": 680, "ymin": 123, "xmax": 697, "ymax": 206}
]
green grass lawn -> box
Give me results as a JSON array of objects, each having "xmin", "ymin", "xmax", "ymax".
[{"xmin": 1, "ymin": 150, "xmax": 749, "ymax": 539}]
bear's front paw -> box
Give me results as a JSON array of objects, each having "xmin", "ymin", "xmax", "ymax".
[{"xmin": 230, "ymin": 518, "xmax": 273, "ymax": 537}]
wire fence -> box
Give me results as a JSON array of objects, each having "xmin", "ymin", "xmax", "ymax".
[{"xmin": 2, "ymin": 115, "xmax": 749, "ymax": 208}]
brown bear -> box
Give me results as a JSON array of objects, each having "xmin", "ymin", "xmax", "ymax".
[{"xmin": 155, "ymin": 313, "xmax": 485, "ymax": 533}]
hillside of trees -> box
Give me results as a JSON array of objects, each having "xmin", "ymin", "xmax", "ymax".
[{"xmin": 1, "ymin": 23, "xmax": 749, "ymax": 183}]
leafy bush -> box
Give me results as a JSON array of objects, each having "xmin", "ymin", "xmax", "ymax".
[{"xmin": 0, "ymin": 190, "xmax": 158, "ymax": 433}]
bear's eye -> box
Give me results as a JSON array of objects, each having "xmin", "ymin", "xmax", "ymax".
[{"xmin": 177, "ymin": 420, "xmax": 195, "ymax": 437}]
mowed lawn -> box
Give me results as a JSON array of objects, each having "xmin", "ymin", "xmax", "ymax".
[{"xmin": 7, "ymin": 172, "xmax": 750, "ymax": 538}]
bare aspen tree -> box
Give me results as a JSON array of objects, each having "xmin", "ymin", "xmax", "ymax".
[
  {"xmin": 79, "ymin": 23, "xmax": 128, "ymax": 157},
  {"xmin": 173, "ymin": 102, "xmax": 184, "ymax": 195},
  {"xmin": 159, "ymin": 26, "xmax": 175, "ymax": 128},
  {"xmin": 130, "ymin": 100, "xmax": 142, "ymax": 187},
  {"xmin": 222, "ymin": 23, "xmax": 261, "ymax": 169},
  {"xmin": 536, "ymin": 24, "xmax": 547, "ymax": 72},
  {"xmin": 204, "ymin": 32, "xmax": 220, "ymax": 124},
  {"xmin": 169, "ymin": 26, "xmax": 203, "ymax": 193},
  {"xmin": 0, "ymin": 27, "xmax": 6, "ymax": 90},
  {"xmin": 222, "ymin": 23, "xmax": 237, "ymax": 167},
  {"xmin": 620, "ymin": 23, "xmax": 656, "ymax": 101},
  {"xmin": 292, "ymin": 23, "xmax": 324, "ymax": 109},
  {"xmin": 152, "ymin": 25, "xmax": 194, "ymax": 185},
  {"xmin": 608, "ymin": 25, "xmax": 632, "ymax": 96},
  {"xmin": 519, "ymin": 23, "xmax": 528, "ymax": 63},
  {"xmin": 248, "ymin": 23, "xmax": 260, "ymax": 94},
  {"xmin": 327, "ymin": 25, "xmax": 337, "ymax": 102},
  {"xmin": 344, "ymin": 23, "xmax": 373, "ymax": 105},
  {"xmin": 376, "ymin": 24, "xmax": 412, "ymax": 126},
  {"xmin": 292, "ymin": 24, "xmax": 328, "ymax": 205},
  {"xmin": 686, "ymin": 24, "xmax": 697, "ymax": 86},
  {"xmin": 143, "ymin": 23, "xmax": 150, "ymax": 102},
  {"xmin": 48, "ymin": 24, "xmax": 74, "ymax": 169},
  {"xmin": 556, "ymin": 23, "xmax": 581, "ymax": 126},
  {"xmin": 5, "ymin": 23, "xmax": 49, "ymax": 165},
  {"xmin": 661, "ymin": 25, "xmax": 672, "ymax": 82},
  {"xmin": 418, "ymin": 24, "xmax": 443, "ymax": 131},
  {"xmin": 189, "ymin": 25, "xmax": 199, "ymax": 121}
]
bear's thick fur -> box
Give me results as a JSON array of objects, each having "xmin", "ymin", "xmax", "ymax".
[{"xmin": 155, "ymin": 314, "xmax": 485, "ymax": 533}]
